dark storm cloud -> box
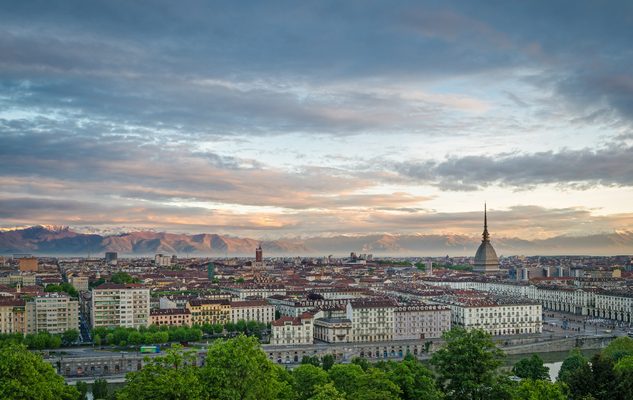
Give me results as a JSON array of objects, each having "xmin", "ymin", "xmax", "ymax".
[
  {"xmin": 2, "ymin": 0, "xmax": 631, "ymax": 138},
  {"xmin": 391, "ymin": 144, "xmax": 633, "ymax": 190}
]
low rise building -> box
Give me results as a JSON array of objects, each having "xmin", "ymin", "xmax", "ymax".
[
  {"xmin": 313, "ymin": 318, "xmax": 352, "ymax": 343},
  {"xmin": 149, "ymin": 308, "xmax": 192, "ymax": 327},
  {"xmin": 270, "ymin": 312, "xmax": 314, "ymax": 345}
]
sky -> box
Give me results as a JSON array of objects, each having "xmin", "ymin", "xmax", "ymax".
[{"xmin": 1, "ymin": 1, "xmax": 632, "ymax": 241}]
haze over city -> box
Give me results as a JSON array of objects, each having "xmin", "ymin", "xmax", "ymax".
[{"xmin": 1, "ymin": 1, "xmax": 632, "ymax": 253}]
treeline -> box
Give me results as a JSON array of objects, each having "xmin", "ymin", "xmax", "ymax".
[
  {"xmin": 91, "ymin": 320, "xmax": 269, "ymax": 347},
  {"xmin": 198, "ymin": 320, "xmax": 269, "ymax": 338},
  {"xmin": 0, "ymin": 329, "xmax": 79, "ymax": 350},
  {"xmin": 7, "ymin": 328, "xmax": 633, "ymax": 399},
  {"xmin": 91, "ymin": 325, "xmax": 203, "ymax": 347}
]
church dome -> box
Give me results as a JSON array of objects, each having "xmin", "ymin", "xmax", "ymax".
[
  {"xmin": 475, "ymin": 241, "xmax": 498, "ymax": 266},
  {"xmin": 473, "ymin": 204, "xmax": 500, "ymax": 273}
]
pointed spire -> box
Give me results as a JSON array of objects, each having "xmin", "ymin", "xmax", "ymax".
[{"xmin": 482, "ymin": 203, "xmax": 490, "ymax": 242}]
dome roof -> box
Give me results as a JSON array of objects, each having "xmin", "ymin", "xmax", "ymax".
[
  {"xmin": 473, "ymin": 204, "xmax": 499, "ymax": 273},
  {"xmin": 474, "ymin": 241, "xmax": 498, "ymax": 266}
]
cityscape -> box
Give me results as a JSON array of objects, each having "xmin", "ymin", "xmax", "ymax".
[{"xmin": 1, "ymin": 1, "xmax": 633, "ymax": 400}]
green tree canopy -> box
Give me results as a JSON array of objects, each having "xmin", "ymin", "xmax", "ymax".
[
  {"xmin": 512, "ymin": 379, "xmax": 567, "ymax": 400},
  {"xmin": 430, "ymin": 328, "xmax": 505, "ymax": 400},
  {"xmin": 378, "ymin": 355, "xmax": 444, "ymax": 400},
  {"xmin": 308, "ymin": 383, "xmax": 346, "ymax": 400},
  {"xmin": 292, "ymin": 364, "xmax": 330, "ymax": 400},
  {"xmin": 0, "ymin": 343, "xmax": 79, "ymax": 400},
  {"xmin": 117, "ymin": 345, "xmax": 204, "ymax": 400},
  {"xmin": 199, "ymin": 334, "xmax": 289, "ymax": 400},
  {"xmin": 512, "ymin": 354, "xmax": 550, "ymax": 381},
  {"xmin": 602, "ymin": 336, "xmax": 633, "ymax": 362},
  {"xmin": 557, "ymin": 349, "xmax": 593, "ymax": 400}
]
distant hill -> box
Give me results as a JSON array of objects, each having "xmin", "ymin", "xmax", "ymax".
[{"xmin": 0, "ymin": 225, "xmax": 631, "ymax": 256}]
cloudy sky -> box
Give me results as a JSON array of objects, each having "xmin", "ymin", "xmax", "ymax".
[{"xmin": 1, "ymin": 1, "xmax": 632, "ymax": 240}]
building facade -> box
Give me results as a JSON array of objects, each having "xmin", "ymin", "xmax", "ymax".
[
  {"xmin": 186, "ymin": 299, "xmax": 231, "ymax": 326},
  {"xmin": 393, "ymin": 304, "xmax": 451, "ymax": 340},
  {"xmin": 149, "ymin": 308, "xmax": 192, "ymax": 327},
  {"xmin": 26, "ymin": 293, "xmax": 79, "ymax": 334},
  {"xmin": 230, "ymin": 300, "xmax": 275, "ymax": 324},
  {"xmin": 270, "ymin": 312, "xmax": 314, "ymax": 345},
  {"xmin": 346, "ymin": 299, "xmax": 396, "ymax": 343},
  {"xmin": 91, "ymin": 283, "xmax": 150, "ymax": 329},
  {"xmin": 0, "ymin": 298, "xmax": 26, "ymax": 334}
]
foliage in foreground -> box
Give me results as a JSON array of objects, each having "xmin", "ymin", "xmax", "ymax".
[{"xmin": 0, "ymin": 343, "xmax": 79, "ymax": 400}]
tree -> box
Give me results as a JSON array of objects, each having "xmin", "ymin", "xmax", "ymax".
[
  {"xmin": 558, "ymin": 349, "xmax": 593, "ymax": 400},
  {"xmin": 589, "ymin": 353, "xmax": 618, "ymax": 400},
  {"xmin": 92, "ymin": 378, "xmax": 109, "ymax": 400},
  {"xmin": 430, "ymin": 328, "xmax": 505, "ymax": 400},
  {"xmin": 76, "ymin": 381, "xmax": 89, "ymax": 400},
  {"xmin": 309, "ymin": 383, "xmax": 347, "ymax": 400},
  {"xmin": 117, "ymin": 345, "xmax": 204, "ymax": 400},
  {"xmin": 302, "ymin": 355, "xmax": 321, "ymax": 367},
  {"xmin": 0, "ymin": 343, "xmax": 79, "ymax": 400},
  {"xmin": 355, "ymin": 368, "xmax": 402, "ymax": 400},
  {"xmin": 512, "ymin": 379, "xmax": 567, "ymax": 400},
  {"xmin": 45, "ymin": 283, "xmax": 79, "ymax": 298},
  {"xmin": 602, "ymin": 336, "xmax": 633, "ymax": 362},
  {"xmin": 379, "ymin": 355, "xmax": 444, "ymax": 400},
  {"xmin": 328, "ymin": 364, "xmax": 365, "ymax": 396},
  {"xmin": 512, "ymin": 354, "xmax": 550, "ymax": 380},
  {"xmin": 110, "ymin": 272, "xmax": 140, "ymax": 284},
  {"xmin": 321, "ymin": 354, "xmax": 335, "ymax": 371},
  {"xmin": 614, "ymin": 355, "xmax": 633, "ymax": 400},
  {"xmin": 199, "ymin": 334, "xmax": 291, "ymax": 400},
  {"xmin": 62, "ymin": 329, "xmax": 80, "ymax": 346},
  {"xmin": 293, "ymin": 364, "xmax": 330, "ymax": 399}
]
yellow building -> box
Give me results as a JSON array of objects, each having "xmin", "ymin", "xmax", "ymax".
[
  {"xmin": 186, "ymin": 299, "xmax": 230, "ymax": 325},
  {"xmin": 0, "ymin": 299, "xmax": 27, "ymax": 334}
]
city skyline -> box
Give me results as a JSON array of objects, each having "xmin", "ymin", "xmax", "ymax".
[{"xmin": 1, "ymin": 1, "xmax": 633, "ymax": 247}]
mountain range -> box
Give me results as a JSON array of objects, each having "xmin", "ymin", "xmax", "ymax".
[{"xmin": 0, "ymin": 225, "xmax": 632, "ymax": 256}]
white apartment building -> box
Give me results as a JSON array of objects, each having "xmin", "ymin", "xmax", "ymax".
[
  {"xmin": 346, "ymin": 299, "xmax": 396, "ymax": 343},
  {"xmin": 432, "ymin": 292, "xmax": 542, "ymax": 336},
  {"xmin": 230, "ymin": 300, "xmax": 276, "ymax": 324},
  {"xmin": 314, "ymin": 318, "xmax": 352, "ymax": 343},
  {"xmin": 91, "ymin": 283, "xmax": 150, "ymax": 328},
  {"xmin": 26, "ymin": 293, "xmax": 79, "ymax": 334},
  {"xmin": 393, "ymin": 304, "xmax": 451, "ymax": 340},
  {"xmin": 270, "ymin": 312, "xmax": 314, "ymax": 345}
]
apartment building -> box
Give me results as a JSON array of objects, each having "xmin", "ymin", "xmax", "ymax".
[
  {"xmin": 0, "ymin": 298, "xmax": 26, "ymax": 334},
  {"xmin": 91, "ymin": 283, "xmax": 150, "ymax": 329},
  {"xmin": 26, "ymin": 293, "xmax": 79, "ymax": 334},
  {"xmin": 270, "ymin": 312, "xmax": 314, "ymax": 345},
  {"xmin": 346, "ymin": 298, "xmax": 396, "ymax": 343},
  {"xmin": 433, "ymin": 292, "xmax": 542, "ymax": 336},
  {"xmin": 230, "ymin": 300, "xmax": 275, "ymax": 324},
  {"xmin": 313, "ymin": 318, "xmax": 352, "ymax": 343},
  {"xmin": 186, "ymin": 299, "xmax": 231, "ymax": 326},
  {"xmin": 393, "ymin": 303, "xmax": 451, "ymax": 340},
  {"xmin": 68, "ymin": 275, "xmax": 89, "ymax": 292},
  {"xmin": 149, "ymin": 308, "xmax": 192, "ymax": 327}
]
